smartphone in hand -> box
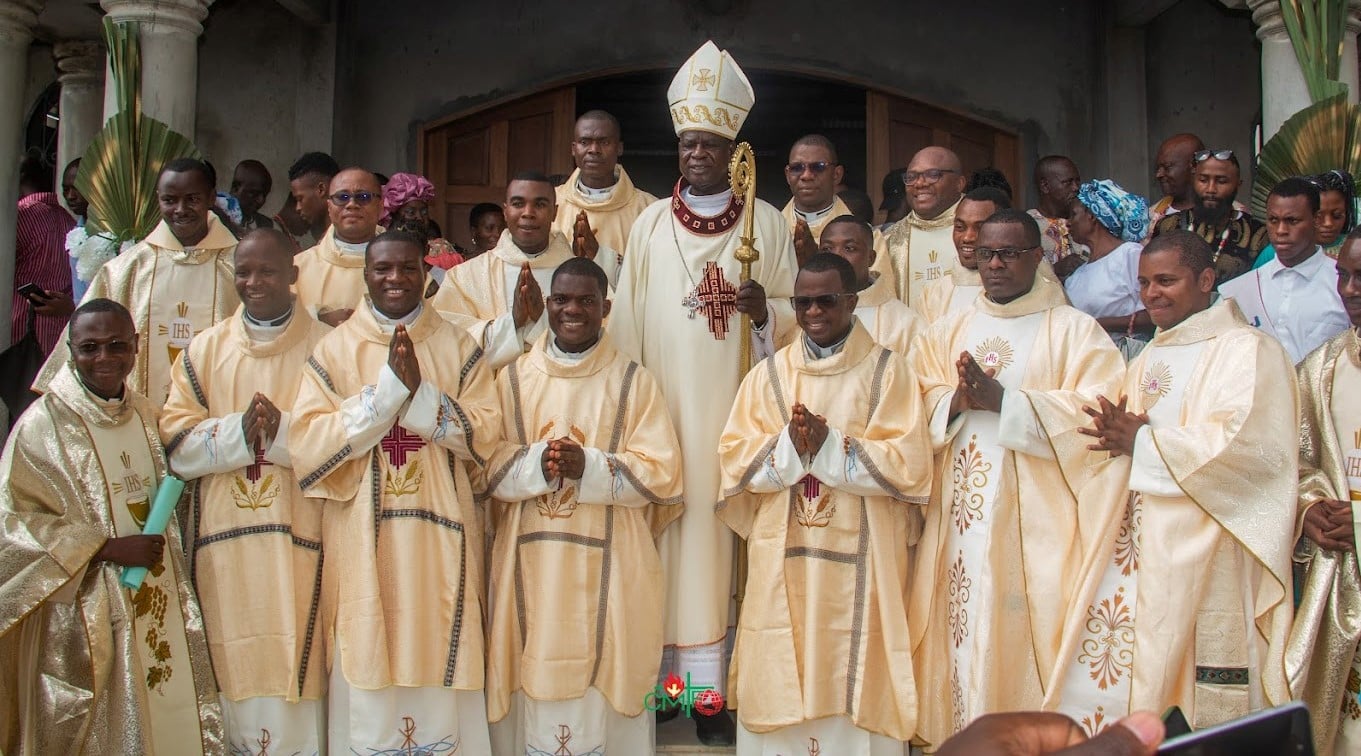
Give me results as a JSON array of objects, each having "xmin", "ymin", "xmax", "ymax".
[{"xmin": 17, "ymin": 282, "xmax": 48, "ymax": 301}]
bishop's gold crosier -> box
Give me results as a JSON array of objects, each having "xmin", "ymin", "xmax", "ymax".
[{"xmin": 729, "ymin": 141, "xmax": 758, "ymax": 615}]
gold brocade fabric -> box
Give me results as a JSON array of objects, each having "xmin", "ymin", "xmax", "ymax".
[
  {"xmin": 480, "ymin": 332, "xmax": 683, "ymax": 722},
  {"xmin": 553, "ymin": 167, "xmax": 657, "ymax": 257},
  {"xmin": 290, "ymin": 300, "xmax": 502, "ymax": 691},
  {"xmin": 717, "ymin": 323, "xmax": 932, "ymax": 741},
  {"xmin": 159, "ymin": 306, "xmax": 330, "ymax": 702},
  {"xmin": 32, "ymin": 216, "xmax": 239, "ymax": 405},
  {"xmin": 0, "ymin": 364, "xmax": 222, "ymax": 754},
  {"xmin": 1287, "ymin": 328, "xmax": 1361, "ymax": 755},
  {"xmin": 294, "ymin": 225, "xmax": 383, "ymax": 316},
  {"xmin": 879, "ymin": 201, "xmax": 959, "ymax": 306},
  {"xmin": 1044, "ymin": 300, "xmax": 1297, "ymax": 725},
  {"xmin": 432, "ymin": 230, "xmax": 575, "ymax": 321},
  {"xmin": 907, "ymin": 289, "xmax": 1125, "ymax": 750}
]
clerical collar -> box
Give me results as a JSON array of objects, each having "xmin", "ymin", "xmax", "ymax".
[
  {"xmin": 794, "ymin": 202, "xmax": 836, "ymax": 225},
  {"xmin": 243, "ymin": 307, "xmax": 293, "ymax": 343},
  {"xmin": 334, "ymin": 236, "xmax": 370, "ymax": 256},
  {"xmin": 77, "ymin": 374, "xmax": 126, "ymax": 405},
  {"xmin": 547, "ymin": 334, "xmax": 601, "ymax": 363},
  {"xmin": 244, "ymin": 307, "xmax": 293, "ymax": 328},
  {"xmin": 370, "ymin": 302, "xmax": 422, "ymax": 330},
  {"xmin": 681, "ymin": 185, "xmax": 733, "ymax": 215},
  {"xmin": 803, "ymin": 326, "xmax": 853, "ymax": 360},
  {"xmin": 576, "ymin": 176, "xmax": 617, "ymax": 200}
]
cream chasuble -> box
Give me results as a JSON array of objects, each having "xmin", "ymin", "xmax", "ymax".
[
  {"xmin": 553, "ymin": 167, "xmax": 657, "ymax": 288},
  {"xmin": 433, "ymin": 229, "xmax": 575, "ymax": 353},
  {"xmin": 1287, "ymin": 327, "xmax": 1361, "ymax": 756},
  {"xmin": 1046, "ymin": 299, "xmax": 1296, "ymax": 734},
  {"xmin": 480, "ymin": 332, "xmax": 682, "ymax": 756},
  {"xmin": 718, "ymin": 322, "xmax": 931, "ymax": 752},
  {"xmin": 918, "ymin": 260, "xmax": 1069, "ymax": 328},
  {"xmin": 611, "ymin": 183, "xmax": 797, "ymax": 693},
  {"xmin": 907, "ymin": 287, "xmax": 1124, "ymax": 749},
  {"xmin": 855, "ymin": 272, "xmax": 923, "ymax": 354},
  {"xmin": 0, "ymin": 365, "xmax": 222, "ymax": 755},
  {"xmin": 294, "ymin": 226, "xmax": 376, "ymax": 319},
  {"xmin": 290, "ymin": 300, "xmax": 501, "ymax": 755},
  {"xmin": 159, "ymin": 305, "xmax": 329, "ymax": 756},
  {"xmin": 878, "ymin": 200, "xmax": 959, "ymax": 309},
  {"xmin": 33, "ymin": 215, "xmax": 239, "ymax": 408}
]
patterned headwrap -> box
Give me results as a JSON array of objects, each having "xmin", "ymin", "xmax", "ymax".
[
  {"xmin": 381, "ymin": 172, "xmax": 436, "ymax": 225},
  {"xmin": 1077, "ymin": 179, "xmax": 1150, "ymax": 243}
]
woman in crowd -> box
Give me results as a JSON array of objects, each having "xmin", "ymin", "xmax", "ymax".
[
  {"xmin": 1063, "ymin": 178, "xmax": 1152, "ymax": 341},
  {"xmin": 381, "ymin": 172, "xmax": 465, "ymax": 285}
]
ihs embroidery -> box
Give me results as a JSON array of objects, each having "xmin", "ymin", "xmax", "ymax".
[{"xmin": 973, "ymin": 337, "xmax": 1014, "ymax": 374}]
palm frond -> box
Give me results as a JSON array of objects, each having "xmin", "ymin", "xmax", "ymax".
[
  {"xmin": 73, "ymin": 17, "xmax": 201, "ymax": 243},
  {"xmin": 1252, "ymin": 93, "xmax": 1361, "ymax": 217},
  {"xmin": 1281, "ymin": 0, "xmax": 1350, "ymax": 103}
]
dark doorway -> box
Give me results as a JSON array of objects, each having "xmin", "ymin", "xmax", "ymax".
[{"xmin": 575, "ymin": 71, "xmax": 868, "ymax": 207}]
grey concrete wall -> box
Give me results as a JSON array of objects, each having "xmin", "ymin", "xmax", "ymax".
[
  {"xmin": 1144, "ymin": 0, "xmax": 1261, "ymax": 200},
  {"xmin": 195, "ymin": 0, "xmax": 336, "ymax": 220},
  {"xmin": 331, "ymin": 0, "xmax": 1106, "ymax": 189}
]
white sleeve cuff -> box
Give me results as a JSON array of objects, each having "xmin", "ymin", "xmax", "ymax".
[
  {"xmin": 491, "ymin": 441, "xmax": 555, "ymax": 501},
  {"xmin": 996, "ymin": 390, "xmax": 1055, "ymax": 459},
  {"xmin": 169, "ymin": 413, "xmax": 255, "ymax": 480},
  {"xmin": 929, "ymin": 391, "xmax": 966, "ymax": 450},
  {"xmin": 1128, "ymin": 425, "xmax": 1182, "ymax": 496},
  {"xmin": 482, "ymin": 312, "xmax": 525, "ymax": 371},
  {"xmin": 338, "ymin": 365, "xmax": 410, "ymax": 452},
  {"xmin": 746, "ymin": 428, "xmax": 810, "ymax": 493},
  {"xmin": 752, "ymin": 303, "xmax": 777, "ymax": 361},
  {"xmin": 596, "ymin": 243, "xmax": 622, "ymax": 289},
  {"xmin": 576, "ymin": 446, "xmax": 649, "ymax": 507},
  {"xmin": 262, "ymin": 411, "xmax": 292, "ymax": 468}
]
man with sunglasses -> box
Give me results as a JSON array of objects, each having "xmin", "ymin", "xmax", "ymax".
[
  {"xmin": 295, "ymin": 167, "xmax": 385, "ymax": 327},
  {"xmin": 552, "ymin": 110, "xmax": 656, "ymax": 289},
  {"xmin": 908, "ymin": 208, "xmax": 1124, "ymax": 748},
  {"xmin": 881, "ymin": 146, "xmax": 968, "ymax": 308},
  {"xmin": 718, "ymin": 252, "xmax": 932, "ymax": 754},
  {"xmin": 33, "ymin": 158, "xmax": 240, "ymax": 408},
  {"xmin": 1151, "ymin": 149, "xmax": 1266, "ymax": 284},
  {"xmin": 781, "ymin": 134, "xmax": 880, "ymax": 269}
]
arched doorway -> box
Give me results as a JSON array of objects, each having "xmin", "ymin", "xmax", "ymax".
[{"xmin": 418, "ymin": 71, "xmax": 1021, "ymax": 252}]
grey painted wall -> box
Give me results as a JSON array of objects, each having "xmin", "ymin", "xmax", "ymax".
[{"xmin": 330, "ymin": 0, "xmax": 1107, "ymax": 192}]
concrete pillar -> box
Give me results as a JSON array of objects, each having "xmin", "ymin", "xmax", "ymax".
[
  {"xmin": 99, "ymin": 0, "xmax": 212, "ymax": 137},
  {"xmin": 1248, "ymin": 0, "xmax": 1361, "ymax": 139},
  {"xmin": 54, "ymin": 40, "xmax": 104, "ymax": 188},
  {"xmin": 0, "ymin": 0, "xmax": 41, "ymax": 351}
]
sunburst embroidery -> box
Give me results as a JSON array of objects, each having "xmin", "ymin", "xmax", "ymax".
[
  {"xmin": 1139, "ymin": 361, "xmax": 1172, "ymax": 409},
  {"xmin": 973, "ymin": 336, "xmax": 1014, "ymax": 374}
]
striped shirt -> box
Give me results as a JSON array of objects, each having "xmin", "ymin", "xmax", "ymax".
[{"xmin": 13, "ymin": 192, "xmax": 75, "ymax": 356}]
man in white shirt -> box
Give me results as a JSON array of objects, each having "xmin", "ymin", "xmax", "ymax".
[{"xmin": 1220, "ymin": 177, "xmax": 1348, "ymax": 363}]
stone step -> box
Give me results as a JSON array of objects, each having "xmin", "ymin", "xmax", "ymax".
[{"xmin": 654, "ymin": 715, "xmax": 736, "ymax": 755}]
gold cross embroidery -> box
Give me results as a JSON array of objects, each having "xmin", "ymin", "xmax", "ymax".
[{"xmin": 692, "ymin": 68, "xmax": 716, "ymax": 91}]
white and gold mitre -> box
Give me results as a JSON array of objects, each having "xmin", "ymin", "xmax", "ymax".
[{"xmin": 667, "ymin": 40, "xmax": 755, "ymax": 140}]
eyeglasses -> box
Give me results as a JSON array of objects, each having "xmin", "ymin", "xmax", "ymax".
[
  {"xmin": 903, "ymin": 169, "xmax": 958, "ymax": 186},
  {"xmin": 786, "ymin": 161, "xmax": 833, "ymax": 175},
  {"xmin": 328, "ymin": 191, "xmax": 377, "ymax": 207},
  {"xmin": 1193, "ymin": 149, "xmax": 1235, "ymax": 163},
  {"xmin": 975, "ymin": 246, "xmax": 1039, "ymax": 263},
  {"xmin": 71, "ymin": 340, "xmax": 134, "ymax": 356},
  {"xmin": 790, "ymin": 293, "xmax": 849, "ymax": 310}
]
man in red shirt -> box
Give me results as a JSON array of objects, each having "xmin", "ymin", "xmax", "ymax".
[{"xmin": 13, "ymin": 156, "xmax": 75, "ymax": 356}]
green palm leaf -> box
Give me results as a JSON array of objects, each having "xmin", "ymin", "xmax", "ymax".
[
  {"xmin": 73, "ymin": 17, "xmax": 200, "ymax": 243},
  {"xmin": 1252, "ymin": 93, "xmax": 1361, "ymax": 217}
]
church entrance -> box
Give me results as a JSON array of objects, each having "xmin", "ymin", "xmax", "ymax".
[{"xmin": 418, "ymin": 71, "xmax": 1020, "ymax": 252}]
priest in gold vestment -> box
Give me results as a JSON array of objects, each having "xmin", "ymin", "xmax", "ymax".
[
  {"xmin": 1287, "ymin": 234, "xmax": 1361, "ymax": 755},
  {"xmin": 553, "ymin": 110, "xmax": 657, "ymax": 288},
  {"xmin": 34, "ymin": 158, "xmax": 239, "ymax": 408},
  {"xmin": 290, "ymin": 231, "xmax": 502, "ymax": 753},
  {"xmin": 481, "ymin": 258, "xmax": 682, "ymax": 754},
  {"xmin": 609, "ymin": 40, "xmax": 797, "ymax": 745},
  {"xmin": 819, "ymin": 215, "xmax": 921, "ymax": 353},
  {"xmin": 0, "ymin": 300, "xmax": 222, "ymax": 755},
  {"xmin": 719, "ymin": 254, "xmax": 932, "ymax": 754},
  {"xmin": 907, "ymin": 209, "xmax": 1124, "ymax": 749},
  {"xmin": 294, "ymin": 167, "xmax": 383, "ymax": 327},
  {"xmin": 879, "ymin": 146, "xmax": 967, "ymax": 309},
  {"xmin": 435, "ymin": 173, "xmax": 575, "ymax": 363},
  {"xmin": 159, "ymin": 230, "xmax": 329, "ymax": 755},
  {"xmin": 781, "ymin": 134, "xmax": 889, "ymax": 270},
  {"xmin": 1048, "ymin": 230, "xmax": 1296, "ymax": 735}
]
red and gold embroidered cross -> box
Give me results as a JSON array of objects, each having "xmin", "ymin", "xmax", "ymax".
[
  {"xmin": 245, "ymin": 441, "xmax": 272, "ymax": 484},
  {"xmin": 801, "ymin": 474, "xmax": 822, "ymax": 500},
  {"xmin": 381, "ymin": 425, "xmax": 426, "ymax": 468},
  {"xmin": 681, "ymin": 260, "xmax": 738, "ymax": 340}
]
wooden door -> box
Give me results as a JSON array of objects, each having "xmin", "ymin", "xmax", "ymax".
[
  {"xmin": 419, "ymin": 88, "xmax": 576, "ymax": 251},
  {"xmin": 866, "ymin": 92, "xmax": 1021, "ymax": 222}
]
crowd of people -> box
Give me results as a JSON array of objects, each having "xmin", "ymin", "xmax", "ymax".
[{"xmin": 2, "ymin": 39, "xmax": 1358, "ymax": 756}]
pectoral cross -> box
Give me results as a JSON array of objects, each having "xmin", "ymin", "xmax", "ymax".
[
  {"xmin": 381, "ymin": 425, "xmax": 426, "ymax": 468},
  {"xmin": 681, "ymin": 261, "xmax": 738, "ymax": 340},
  {"xmin": 245, "ymin": 441, "xmax": 272, "ymax": 483}
]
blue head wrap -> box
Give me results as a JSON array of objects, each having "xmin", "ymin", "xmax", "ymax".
[{"xmin": 1077, "ymin": 179, "xmax": 1150, "ymax": 243}]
